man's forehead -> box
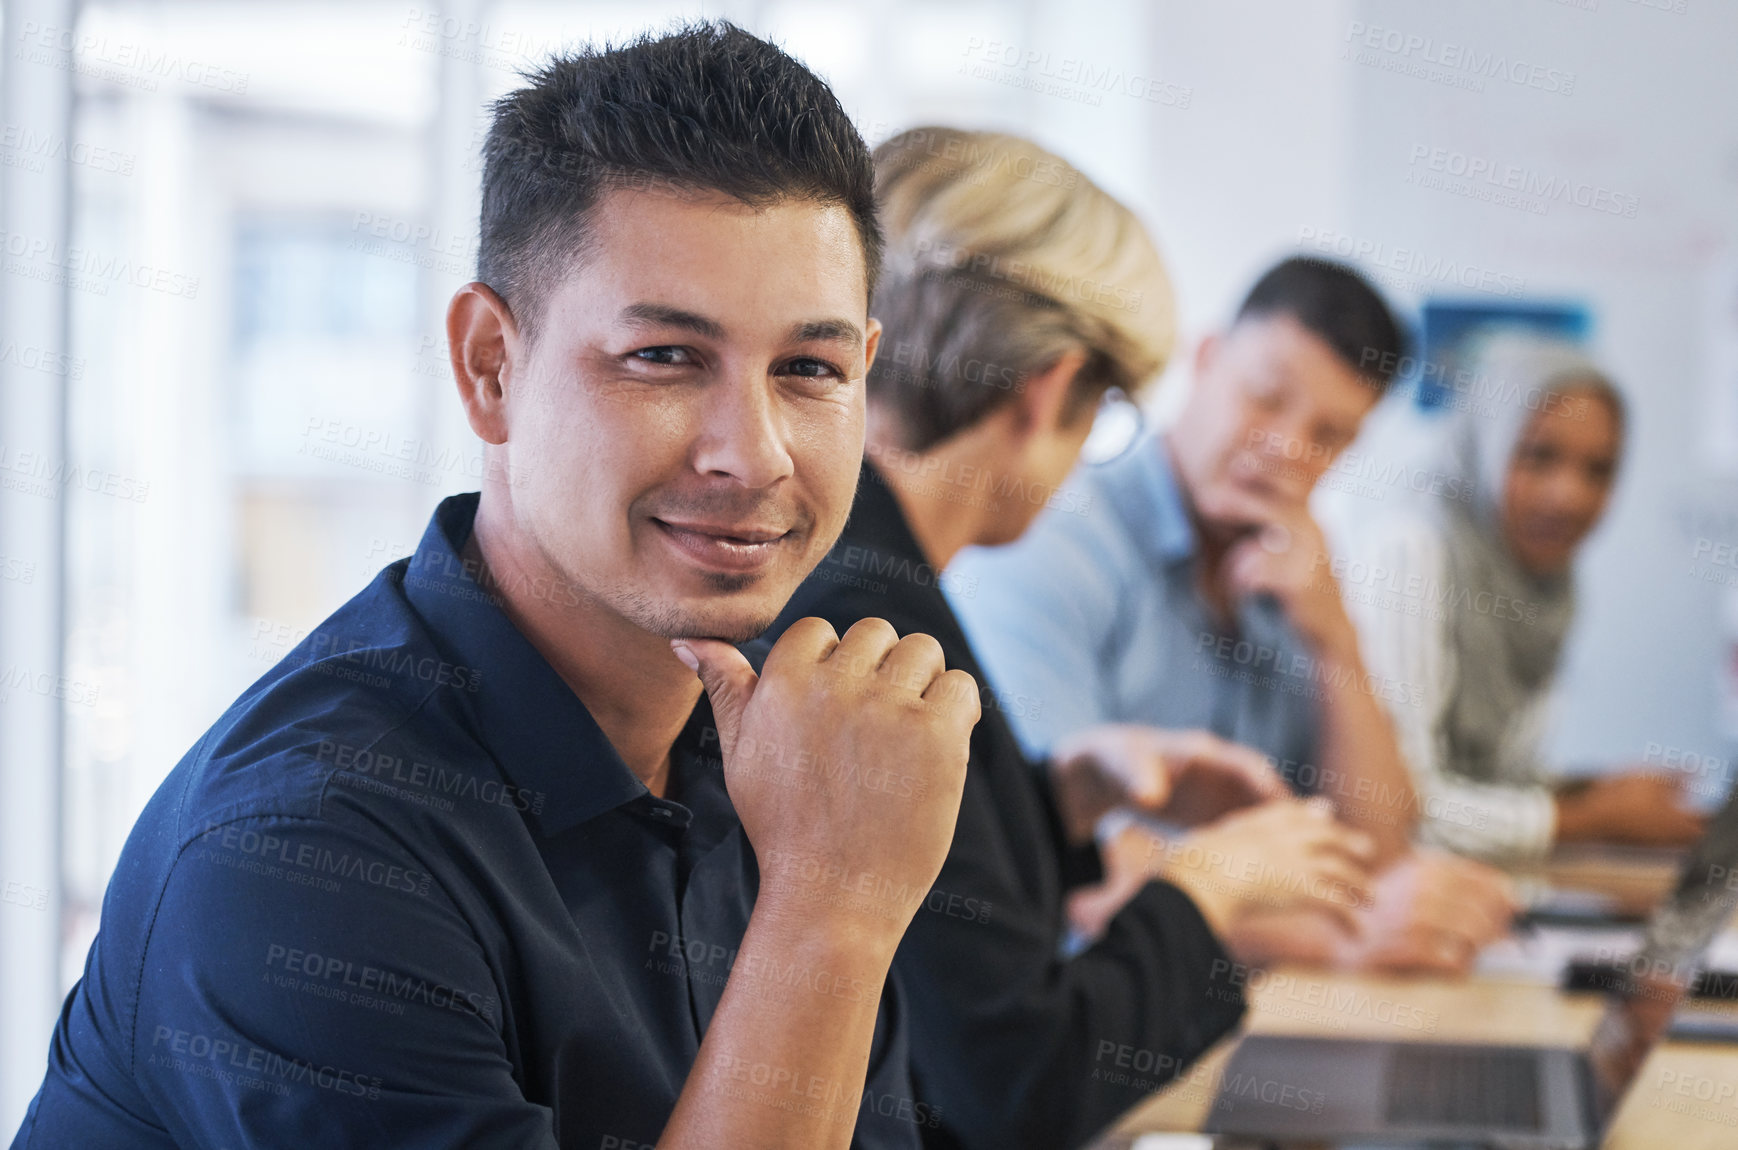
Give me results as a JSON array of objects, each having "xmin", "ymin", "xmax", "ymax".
[
  {"xmin": 1234, "ymin": 314, "xmax": 1378, "ymax": 412},
  {"xmin": 546, "ymin": 187, "xmax": 870, "ymax": 328}
]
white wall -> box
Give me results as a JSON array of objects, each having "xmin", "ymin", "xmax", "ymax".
[{"xmin": 1146, "ymin": 0, "xmax": 1738, "ymax": 772}]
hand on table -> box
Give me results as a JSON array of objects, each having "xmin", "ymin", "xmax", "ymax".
[
  {"xmin": 1064, "ymin": 799, "xmax": 1377, "ymax": 941},
  {"xmin": 1047, "ymin": 724, "xmax": 1290, "ymax": 844},
  {"xmin": 1555, "ymin": 772, "xmax": 1708, "ymax": 848},
  {"xmin": 1328, "ymin": 849, "xmax": 1520, "ymax": 975}
]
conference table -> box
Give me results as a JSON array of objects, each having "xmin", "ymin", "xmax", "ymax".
[{"xmin": 1089, "ymin": 845, "xmax": 1738, "ymax": 1149}]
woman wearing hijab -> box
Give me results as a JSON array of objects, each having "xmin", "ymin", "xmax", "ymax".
[{"xmin": 1322, "ymin": 330, "xmax": 1705, "ymax": 862}]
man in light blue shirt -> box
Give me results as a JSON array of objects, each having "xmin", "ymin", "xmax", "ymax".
[
  {"xmin": 952, "ymin": 257, "xmax": 1519, "ymax": 972},
  {"xmin": 953, "ymin": 428, "xmax": 1324, "ymax": 783}
]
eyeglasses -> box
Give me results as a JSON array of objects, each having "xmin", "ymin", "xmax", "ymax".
[{"xmin": 1081, "ymin": 386, "xmax": 1147, "ymax": 465}]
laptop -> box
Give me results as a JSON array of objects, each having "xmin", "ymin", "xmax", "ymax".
[{"xmin": 1200, "ymin": 779, "xmax": 1738, "ymax": 1149}]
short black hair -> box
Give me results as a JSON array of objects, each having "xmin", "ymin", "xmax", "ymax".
[
  {"xmin": 1235, "ymin": 256, "xmax": 1407, "ymax": 389},
  {"xmin": 477, "ymin": 21, "xmax": 882, "ymax": 342}
]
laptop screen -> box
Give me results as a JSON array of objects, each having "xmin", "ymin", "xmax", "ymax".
[{"xmin": 1585, "ymin": 780, "xmax": 1738, "ymax": 1132}]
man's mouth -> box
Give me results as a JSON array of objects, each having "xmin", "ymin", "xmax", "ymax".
[{"xmin": 650, "ymin": 517, "xmax": 794, "ymax": 574}]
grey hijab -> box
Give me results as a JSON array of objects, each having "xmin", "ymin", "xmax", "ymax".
[{"xmin": 1422, "ymin": 331, "xmax": 1624, "ymax": 783}]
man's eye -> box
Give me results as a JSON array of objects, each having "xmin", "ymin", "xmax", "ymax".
[
  {"xmin": 1517, "ymin": 444, "xmax": 1558, "ymax": 469},
  {"xmin": 1245, "ymin": 381, "xmax": 1285, "ymax": 410},
  {"xmin": 781, "ymin": 357, "xmax": 844, "ymax": 380},
  {"xmin": 631, "ymin": 346, "xmax": 695, "ymax": 366}
]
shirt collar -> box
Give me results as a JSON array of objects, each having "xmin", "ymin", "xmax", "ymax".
[
  {"xmin": 848, "ymin": 460, "xmax": 930, "ymax": 564},
  {"xmin": 399, "ymin": 493, "xmax": 650, "ymax": 838},
  {"xmin": 1098, "ymin": 431, "xmax": 1197, "ymax": 569}
]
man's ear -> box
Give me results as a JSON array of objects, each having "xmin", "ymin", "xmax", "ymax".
[
  {"xmin": 862, "ymin": 316, "xmax": 883, "ymax": 378},
  {"xmin": 1011, "ymin": 347, "xmax": 1091, "ymax": 438},
  {"xmin": 1193, "ymin": 330, "xmax": 1221, "ymax": 379},
  {"xmin": 448, "ymin": 282, "xmax": 520, "ymax": 446}
]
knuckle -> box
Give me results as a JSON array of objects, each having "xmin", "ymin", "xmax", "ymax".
[{"xmin": 844, "ymin": 616, "xmax": 899, "ymax": 643}]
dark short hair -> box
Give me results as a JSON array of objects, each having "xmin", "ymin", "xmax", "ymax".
[
  {"xmin": 1235, "ymin": 256, "xmax": 1407, "ymax": 389},
  {"xmin": 477, "ymin": 21, "xmax": 882, "ymax": 343}
]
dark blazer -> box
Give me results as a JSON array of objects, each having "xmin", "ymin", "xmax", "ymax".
[{"xmin": 769, "ymin": 462, "xmax": 1245, "ymax": 1150}]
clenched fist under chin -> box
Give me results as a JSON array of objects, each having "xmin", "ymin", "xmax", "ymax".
[{"xmin": 673, "ymin": 617, "xmax": 980, "ymax": 954}]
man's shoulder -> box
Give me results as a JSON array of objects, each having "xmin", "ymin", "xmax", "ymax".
[
  {"xmin": 949, "ymin": 477, "xmax": 1140, "ymax": 608},
  {"xmin": 159, "ymin": 564, "xmax": 498, "ymax": 853}
]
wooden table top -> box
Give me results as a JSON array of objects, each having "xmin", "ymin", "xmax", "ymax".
[{"xmin": 1090, "ymin": 846, "xmax": 1738, "ymax": 1149}]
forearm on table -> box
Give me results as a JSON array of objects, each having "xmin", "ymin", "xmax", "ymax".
[
  {"xmin": 660, "ymin": 903, "xmax": 897, "ymax": 1150},
  {"xmin": 1418, "ymin": 776, "xmax": 1557, "ymax": 862},
  {"xmin": 1219, "ymin": 905, "xmax": 1348, "ymax": 967},
  {"xmin": 1311, "ymin": 639, "xmax": 1418, "ymax": 861}
]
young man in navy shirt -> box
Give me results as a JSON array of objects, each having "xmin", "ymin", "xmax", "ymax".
[{"xmin": 12, "ymin": 24, "xmax": 976, "ymax": 1150}]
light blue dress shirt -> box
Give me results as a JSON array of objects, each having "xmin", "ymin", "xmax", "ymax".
[{"xmin": 947, "ymin": 434, "xmax": 1322, "ymax": 793}]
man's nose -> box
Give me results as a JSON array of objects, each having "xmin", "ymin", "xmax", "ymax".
[{"xmin": 691, "ymin": 372, "xmax": 796, "ymax": 490}]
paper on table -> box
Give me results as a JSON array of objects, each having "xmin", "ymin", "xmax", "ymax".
[{"xmin": 1475, "ymin": 923, "xmax": 1645, "ymax": 983}]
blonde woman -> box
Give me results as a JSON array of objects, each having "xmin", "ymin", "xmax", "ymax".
[{"xmin": 766, "ymin": 128, "xmax": 1388, "ymax": 1150}]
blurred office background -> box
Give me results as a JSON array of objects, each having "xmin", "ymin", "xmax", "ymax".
[{"xmin": 3, "ymin": 0, "xmax": 1738, "ymax": 1127}]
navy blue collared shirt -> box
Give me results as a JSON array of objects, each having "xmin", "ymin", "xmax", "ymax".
[{"xmin": 13, "ymin": 493, "xmax": 918, "ymax": 1149}]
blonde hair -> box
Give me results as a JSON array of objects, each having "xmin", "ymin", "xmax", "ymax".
[{"xmin": 867, "ymin": 127, "xmax": 1173, "ymax": 449}]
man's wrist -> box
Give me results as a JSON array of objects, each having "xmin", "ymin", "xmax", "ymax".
[
  {"xmin": 1160, "ymin": 865, "xmax": 1238, "ymax": 936},
  {"xmin": 749, "ymin": 883, "xmax": 909, "ymax": 971},
  {"xmin": 1302, "ymin": 610, "xmax": 1363, "ymax": 669},
  {"xmin": 1045, "ymin": 756, "xmax": 1112, "ymax": 845}
]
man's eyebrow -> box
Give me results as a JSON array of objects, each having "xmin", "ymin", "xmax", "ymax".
[
  {"xmin": 788, "ymin": 318, "xmax": 865, "ymax": 352},
  {"xmin": 619, "ymin": 303, "xmax": 726, "ymax": 340}
]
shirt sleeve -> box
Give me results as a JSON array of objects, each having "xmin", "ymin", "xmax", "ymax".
[
  {"xmin": 128, "ymin": 812, "xmax": 561, "ymax": 1150},
  {"xmin": 1332, "ymin": 514, "xmax": 1557, "ymax": 863},
  {"xmin": 947, "ymin": 508, "xmax": 1126, "ymax": 759},
  {"xmin": 894, "ymin": 739, "xmax": 1243, "ymax": 1150},
  {"xmin": 898, "ymin": 839, "xmax": 1242, "ymax": 1150}
]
